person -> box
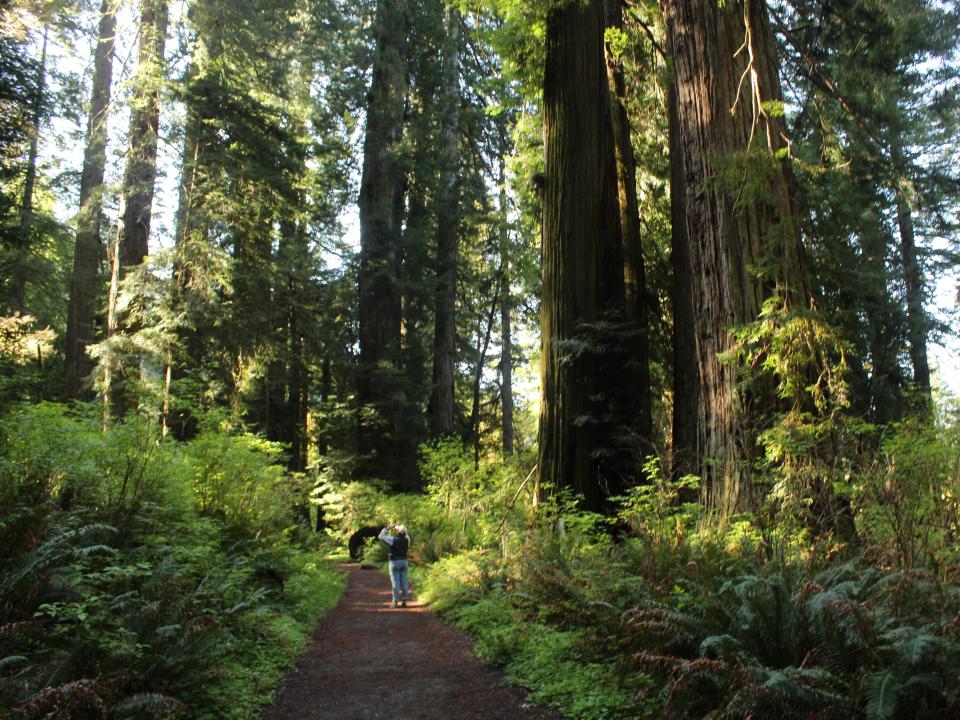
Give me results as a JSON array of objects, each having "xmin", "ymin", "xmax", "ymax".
[{"xmin": 378, "ymin": 523, "xmax": 411, "ymax": 608}]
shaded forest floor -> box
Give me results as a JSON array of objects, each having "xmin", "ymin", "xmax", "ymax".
[{"xmin": 260, "ymin": 564, "xmax": 560, "ymax": 720}]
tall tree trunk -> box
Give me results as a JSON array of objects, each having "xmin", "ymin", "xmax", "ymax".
[
  {"xmin": 111, "ymin": 0, "xmax": 168, "ymax": 417},
  {"xmin": 102, "ymin": 223, "xmax": 122, "ymax": 428},
  {"xmin": 538, "ymin": 0, "xmax": 627, "ymax": 514},
  {"xmin": 667, "ymin": 78, "xmax": 699, "ymax": 481},
  {"xmin": 895, "ymin": 182, "xmax": 931, "ymax": 405},
  {"xmin": 468, "ymin": 286, "xmax": 500, "ymax": 467},
  {"xmin": 663, "ymin": 0, "xmax": 806, "ymax": 514},
  {"xmin": 11, "ymin": 26, "xmax": 47, "ymax": 314},
  {"xmin": 172, "ymin": 0, "xmax": 221, "ymax": 389},
  {"xmin": 316, "ymin": 356, "xmax": 332, "ymax": 457},
  {"xmin": 498, "ymin": 159, "xmax": 514, "ymax": 455},
  {"xmin": 65, "ymin": 1, "xmax": 115, "ymax": 399},
  {"xmin": 429, "ymin": 6, "xmax": 460, "ymax": 438},
  {"xmin": 861, "ymin": 217, "xmax": 902, "ymax": 424},
  {"xmin": 120, "ymin": 0, "xmax": 168, "ymax": 269},
  {"xmin": 604, "ymin": 0, "xmax": 652, "ymax": 446},
  {"xmin": 398, "ymin": 93, "xmax": 433, "ymax": 442},
  {"xmin": 357, "ymin": 0, "xmax": 410, "ymax": 481},
  {"xmin": 287, "ymin": 275, "xmax": 308, "ymax": 473}
]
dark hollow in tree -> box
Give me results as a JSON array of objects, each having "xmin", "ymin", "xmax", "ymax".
[{"xmin": 604, "ymin": 0, "xmax": 652, "ymax": 449}]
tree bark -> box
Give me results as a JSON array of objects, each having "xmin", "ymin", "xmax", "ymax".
[
  {"xmin": 11, "ymin": 26, "xmax": 47, "ymax": 314},
  {"xmin": 287, "ymin": 264, "xmax": 309, "ymax": 473},
  {"xmin": 120, "ymin": 0, "xmax": 168, "ymax": 270},
  {"xmin": 538, "ymin": 0, "xmax": 628, "ymax": 514},
  {"xmin": 895, "ymin": 186, "xmax": 931, "ymax": 404},
  {"xmin": 861, "ymin": 215, "xmax": 902, "ymax": 424},
  {"xmin": 468, "ymin": 285, "xmax": 500, "ymax": 468},
  {"xmin": 604, "ymin": 0, "xmax": 652, "ymax": 446},
  {"xmin": 114, "ymin": 0, "xmax": 169, "ymax": 417},
  {"xmin": 498, "ymin": 159, "xmax": 514, "ymax": 455},
  {"xmin": 662, "ymin": 0, "xmax": 807, "ymax": 514},
  {"xmin": 65, "ymin": 0, "xmax": 115, "ymax": 399},
  {"xmin": 428, "ymin": 6, "xmax": 460, "ymax": 438},
  {"xmin": 357, "ymin": 0, "xmax": 410, "ymax": 481},
  {"xmin": 667, "ymin": 77, "xmax": 699, "ymax": 481}
]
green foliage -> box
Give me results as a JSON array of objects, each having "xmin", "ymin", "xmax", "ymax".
[
  {"xmin": 624, "ymin": 561, "xmax": 960, "ymax": 719},
  {"xmin": 420, "ymin": 438, "xmax": 532, "ymax": 549},
  {"xmin": 0, "ymin": 314, "xmax": 54, "ymax": 405},
  {"xmin": 0, "ymin": 401, "xmax": 345, "ymax": 718},
  {"xmin": 727, "ymin": 295, "xmax": 870, "ymax": 546},
  {"xmin": 412, "ymin": 412, "xmax": 960, "ymax": 719},
  {"xmin": 427, "ymin": 578, "xmax": 644, "ymax": 720},
  {"xmin": 854, "ymin": 420, "xmax": 960, "ymax": 572},
  {"xmin": 614, "ymin": 456, "xmax": 699, "ymax": 545},
  {"xmin": 184, "ymin": 416, "xmax": 293, "ymax": 533}
]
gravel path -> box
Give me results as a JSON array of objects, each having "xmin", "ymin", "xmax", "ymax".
[{"xmin": 260, "ymin": 563, "xmax": 561, "ymax": 720}]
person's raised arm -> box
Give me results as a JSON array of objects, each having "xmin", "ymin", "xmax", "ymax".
[{"xmin": 378, "ymin": 525, "xmax": 395, "ymax": 545}]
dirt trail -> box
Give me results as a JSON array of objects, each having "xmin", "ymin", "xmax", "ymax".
[{"xmin": 261, "ymin": 564, "xmax": 561, "ymax": 720}]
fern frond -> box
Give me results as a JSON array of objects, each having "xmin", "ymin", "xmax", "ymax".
[
  {"xmin": 0, "ymin": 655, "xmax": 27, "ymax": 671},
  {"xmin": 880, "ymin": 626, "xmax": 941, "ymax": 667},
  {"xmin": 73, "ymin": 544, "xmax": 118, "ymax": 558},
  {"xmin": 20, "ymin": 678, "xmax": 107, "ymax": 718},
  {"xmin": 632, "ymin": 651, "xmax": 685, "ymax": 672},
  {"xmin": 865, "ymin": 669, "xmax": 903, "ymax": 720},
  {"xmin": 2, "ymin": 524, "xmax": 117, "ymax": 598},
  {"xmin": 112, "ymin": 691, "xmax": 185, "ymax": 716},
  {"xmin": 699, "ymin": 633, "xmax": 746, "ymax": 661}
]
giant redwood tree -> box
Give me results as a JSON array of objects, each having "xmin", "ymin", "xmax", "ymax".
[
  {"xmin": 357, "ymin": 0, "xmax": 411, "ymax": 482},
  {"xmin": 120, "ymin": 0, "xmax": 168, "ymax": 270},
  {"xmin": 64, "ymin": 0, "xmax": 115, "ymax": 399},
  {"xmin": 538, "ymin": 0, "xmax": 630, "ymax": 513},
  {"xmin": 428, "ymin": 5, "xmax": 460, "ymax": 438},
  {"xmin": 662, "ymin": 0, "xmax": 808, "ymax": 514}
]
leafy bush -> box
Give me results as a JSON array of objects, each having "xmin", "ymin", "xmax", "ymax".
[
  {"xmin": 444, "ymin": 592, "xmax": 643, "ymax": 720},
  {"xmin": 854, "ymin": 420, "xmax": 960, "ymax": 573},
  {"xmin": 0, "ymin": 402, "xmax": 345, "ymax": 719},
  {"xmin": 418, "ymin": 437, "xmax": 960, "ymax": 720},
  {"xmin": 184, "ymin": 419, "xmax": 293, "ymax": 534}
]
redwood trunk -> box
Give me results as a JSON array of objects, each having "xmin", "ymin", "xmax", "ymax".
[
  {"xmin": 498, "ymin": 162, "xmax": 514, "ymax": 455},
  {"xmin": 120, "ymin": 0, "xmax": 168, "ymax": 269},
  {"xmin": 65, "ymin": 1, "xmax": 115, "ymax": 399},
  {"xmin": 604, "ymin": 0, "xmax": 652, "ymax": 446},
  {"xmin": 12, "ymin": 28, "xmax": 47, "ymax": 314},
  {"xmin": 663, "ymin": 0, "xmax": 806, "ymax": 514},
  {"xmin": 668, "ymin": 78, "xmax": 699, "ymax": 481},
  {"xmin": 896, "ymin": 194, "xmax": 930, "ymax": 403},
  {"xmin": 538, "ymin": 0, "xmax": 627, "ymax": 513},
  {"xmin": 357, "ymin": 0, "xmax": 410, "ymax": 478},
  {"xmin": 429, "ymin": 6, "xmax": 460, "ymax": 438}
]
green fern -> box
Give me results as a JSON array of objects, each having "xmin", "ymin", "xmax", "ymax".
[{"xmin": 865, "ymin": 670, "xmax": 903, "ymax": 720}]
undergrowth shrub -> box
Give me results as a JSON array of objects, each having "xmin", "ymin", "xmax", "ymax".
[
  {"xmin": 417, "ymin": 415, "xmax": 960, "ymax": 720},
  {"xmin": 625, "ymin": 561, "xmax": 960, "ymax": 719},
  {"xmin": 314, "ymin": 440, "xmax": 538, "ymax": 566},
  {"xmin": 0, "ymin": 402, "xmax": 345, "ymax": 719},
  {"xmin": 854, "ymin": 420, "xmax": 960, "ymax": 574}
]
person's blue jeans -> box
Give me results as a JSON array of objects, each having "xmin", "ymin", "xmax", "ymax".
[{"xmin": 389, "ymin": 559, "xmax": 409, "ymax": 604}]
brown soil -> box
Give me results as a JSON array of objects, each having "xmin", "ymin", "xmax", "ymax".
[{"xmin": 260, "ymin": 564, "xmax": 562, "ymax": 720}]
